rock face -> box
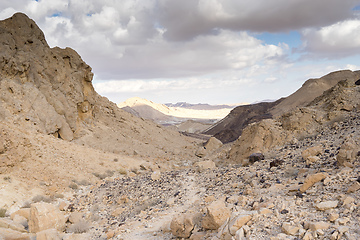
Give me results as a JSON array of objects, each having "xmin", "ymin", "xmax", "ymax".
[{"xmin": 0, "ymin": 13, "xmax": 94, "ymax": 141}]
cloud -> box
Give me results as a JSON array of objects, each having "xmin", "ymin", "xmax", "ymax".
[
  {"xmin": 301, "ymin": 19, "xmax": 360, "ymax": 58},
  {"xmin": 157, "ymin": 0, "xmax": 359, "ymax": 41}
]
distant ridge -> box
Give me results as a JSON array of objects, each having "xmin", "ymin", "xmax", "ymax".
[
  {"xmin": 118, "ymin": 97, "xmax": 235, "ymax": 124},
  {"xmin": 164, "ymin": 102, "xmax": 236, "ymax": 110}
]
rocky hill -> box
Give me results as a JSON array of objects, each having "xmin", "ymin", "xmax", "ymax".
[
  {"xmin": 1, "ymin": 12, "xmax": 360, "ymax": 240},
  {"xmin": 204, "ymin": 70, "xmax": 360, "ymax": 143},
  {"xmin": 0, "ymin": 13, "xmax": 199, "ymax": 209}
]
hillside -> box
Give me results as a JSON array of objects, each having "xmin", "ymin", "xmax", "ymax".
[{"xmin": 204, "ymin": 70, "xmax": 360, "ymax": 143}]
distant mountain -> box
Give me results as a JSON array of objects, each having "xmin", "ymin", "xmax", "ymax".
[
  {"xmin": 118, "ymin": 97, "xmax": 234, "ymax": 127},
  {"xmin": 204, "ymin": 70, "xmax": 360, "ymax": 143},
  {"xmin": 164, "ymin": 102, "xmax": 236, "ymax": 110}
]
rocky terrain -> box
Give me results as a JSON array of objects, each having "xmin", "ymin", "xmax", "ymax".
[{"xmin": 0, "ymin": 12, "xmax": 360, "ymax": 240}]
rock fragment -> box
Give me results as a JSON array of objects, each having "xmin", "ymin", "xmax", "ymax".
[
  {"xmin": 300, "ymin": 172, "xmax": 327, "ymax": 193},
  {"xmin": 315, "ymin": 201, "xmax": 338, "ymax": 211},
  {"xmin": 282, "ymin": 222, "xmax": 300, "ymax": 236}
]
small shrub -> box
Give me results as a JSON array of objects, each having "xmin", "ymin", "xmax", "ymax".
[
  {"xmin": 93, "ymin": 172, "xmax": 107, "ymax": 180},
  {"xmin": 0, "ymin": 208, "xmax": 7, "ymax": 217},
  {"xmin": 67, "ymin": 220, "xmax": 90, "ymax": 233},
  {"xmin": 32, "ymin": 195, "xmax": 51, "ymax": 203},
  {"xmin": 118, "ymin": 168, "xmax": 127, "ymax": 175},
  {"xmin": 53, "ymin": 193, "xmax": 64, "ymax": 199},
  {"xmin": 77, "ymin": 179, "xmax": 90, "ymax": 186},
  {"xmin": 105, "ymin": 170, "xmax": 114, "ymax": 177},
  {"xmin": 69, "ymin": 183, "xmax": 78, "ymax": 190}
]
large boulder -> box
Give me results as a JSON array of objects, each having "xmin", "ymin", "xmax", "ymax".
[
  {"xmin": 202, "ymin": 200, "xmax": 231, "ymax": 230},
  {"xmin": 28, "ymin": 203, "xmax": 66, "ymax": 233}
]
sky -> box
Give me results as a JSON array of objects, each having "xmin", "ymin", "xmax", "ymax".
[{"xmin": 1, "ymin": 0, "xmax": 360, "ymax": 105}]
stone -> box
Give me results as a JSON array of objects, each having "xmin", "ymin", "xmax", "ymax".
[
  {"xmin": 204, "ymin": 137, "xmax": 223, "ymax": 152},
  {"xmin": 68, "ymin": 212, "xmax": 83, "ymax": 224},
  {"xmin": 336, "ymin": 217, "xmax": 350, "ymax": 225},
  {"xmin": 194, "ymin": 160, "xmax": 216, "ymax": 172},
  {"xmin": 248, "ymin": 153, "xmax": 264, "ymax": 164},
  {"xmin": 328, "ymin": 213, "xmax": 339, "ymax": 222},
  {"xmin": 0, "ymin": 218, "xmax": 26, "ymax": 232},
  {"xmin": 343, "ymin": 196, "xmax": 355, "ymax": 205},
  {"xmin": 12, "ymin": 215, "xmax": 28, "ymax": 229},
  {"xmin": 300, "ymin": 173, "xmax": 327, "ymax": 193},
  {"xmin": 306, "ymin": 156, "xmax": 320, "ymax": 164},
  {"xmin": 170, "ymin": 213, "xmax": 195, "ymax": 238},
  {"xmin": 309, "ymin": 221, "xmax": 330, "ymax": 231},
  {"xmin": 282, "ymin": 222, "xmax": 300, "ymax": 236},
  {"xmin": 150, "ymin": 171, "xmax": 161, "ymax": 181},
  {"xmin": 228, "ymin": 214, "xmax": 252, "ymax": 235},
  {"xmin": 234, "ymin": 227, "xmax": 245, "ymax": 240},
  {"xmin": 337, "ymin": 140, "xmax": 358, "ymax": 166},
  {"xmin": 301, "ymin": 145, "xmax": 322, "ymax": 160},
  {"xmin": 29, "ymin": 203, "xmax": 66, "ymax": 233},
  {"xmin": 202, "ymin": 200, "xmax": 231, "ymax": 230},
  {"xmin": 36, "ymin": 228, "xmax": 62, "ymax": 240},
  {"xmin": 189, "ymin": 232, "xmax": 206, "ymax": 240},
  {"xmin": 0, "ymin": 227, "xmax": 31, "ymax": 240},
  {"xmin": 10, "ymin": 209, "xmax": 30, "ymax": 221},
  {"xmin": 195, "ymin": 137, "xmax": 223, "ymax": 158},
  {"xmin": 315, "ymin": 201, "xmax": 338, "ymax": 211},
  {"xmin": 303, "ymin": 231, "xmax": 314, "ymax": 240},
  {"xmin": 347, "ymin": 181, "xmax": 360, "ymax": 193}
]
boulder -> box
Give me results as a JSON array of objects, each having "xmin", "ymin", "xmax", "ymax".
[
  {"xmin": 337, "ymin": 139, "xmax": 358, "ymax": 167},
  {"xmin": 202, "ymin": 200, "xmax": 231, "ymax": 230},
  {"xmin": 0, "ymin": 227, "xmax": 32, "ymax": 240},
  {"xmin": 170, "ymin": 213, "xmax": 196, "ymax": 238},
  {"xmin": 29, "ymin": 203, "xmax": 66, "ymax": 233},
  {"xmin": 0, "ymin": 218, "xmax": 26, "ymax": 232},
  {"xmin": 194, "ymin": 160, "xmax": 216, "ymax": 172},
  {"xmin": 36, "ymin": 228, "xmax": 62, "ymax": 240}
]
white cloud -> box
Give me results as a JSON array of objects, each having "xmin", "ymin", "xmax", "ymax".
[{"xmin": 302, "ymin": 19, "xmax": 360, "ymax": 57}]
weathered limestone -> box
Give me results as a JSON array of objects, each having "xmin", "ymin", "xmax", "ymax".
[
  {"xmin": 202, "ymin": 200, "xmax": 231, "ymax": 230},
  {"xmin": 300, "ymin": 173, "xmax": 327, "ymax": 193},
  {"xmin": 282, "ymin": 222, "xmax": 300, "ymax": 236},
  {"xmin": 170, "ymin": 213, "xmax": 196, "ymax": 238},
  {"xmin": 29, "ymin": 203, "xmax": 66, "ymax": 233},
  {"xmin": 0, "ymin": 218, "xmax": 26, "ymax": 232}
]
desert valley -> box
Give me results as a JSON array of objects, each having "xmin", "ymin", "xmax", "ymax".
[{"xmin": 1, "ymin": 13, "xmax": 360, "ymax": 240}]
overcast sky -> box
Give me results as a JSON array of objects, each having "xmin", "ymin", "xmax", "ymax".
[{"xmin": 1, "ymin": 0, "xmax": 360, "ymax": 105}]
